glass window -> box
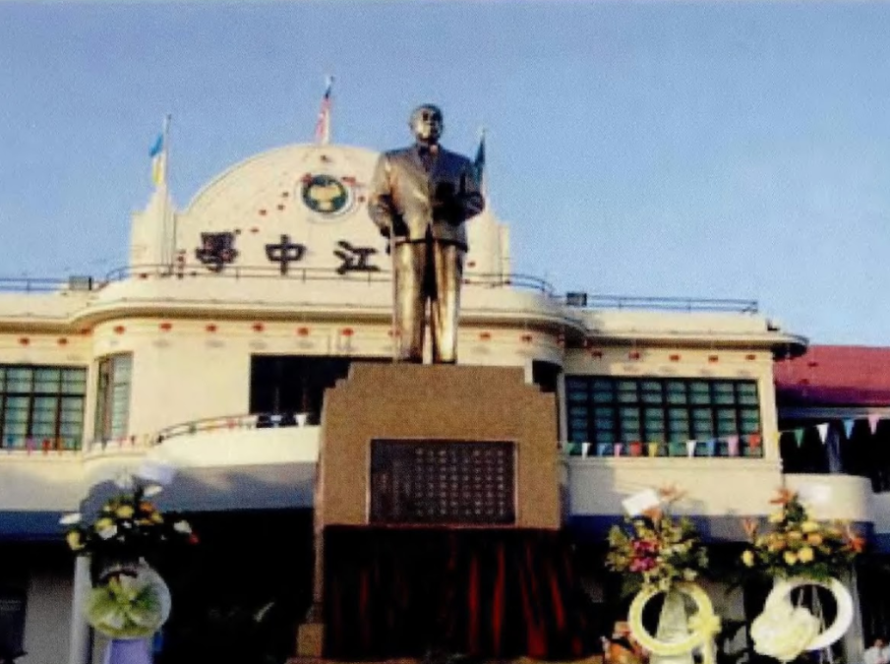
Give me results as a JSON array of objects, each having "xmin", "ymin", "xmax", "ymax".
[
  {"xmin": 562, "ymin": 376, "xmax": 759, "ymax": 454},
  {"xmin": 95, "ymin": 354, "xmax": 133, "ymax": 441},
  {"xmin": 0, "ymin": 365, "xmax": 86, "ymax": 450}
]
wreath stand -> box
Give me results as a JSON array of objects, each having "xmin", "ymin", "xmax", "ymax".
[
  {"xmin": 751, "ymin": 577, "xmax": 854, "ymax": 662},
  {"xmin": 628, "ymin": 582, "xmax": 721, "ymax": 664}
]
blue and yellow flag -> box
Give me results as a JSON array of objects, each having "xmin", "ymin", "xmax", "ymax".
[{"xmin": 149, "ymin": 116, "xmax": 170, "ymax": 187}]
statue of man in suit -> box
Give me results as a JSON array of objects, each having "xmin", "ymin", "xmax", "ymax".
[{"xmin": 368, "ymin": 104, "xmax": 485, "ymax": 363}]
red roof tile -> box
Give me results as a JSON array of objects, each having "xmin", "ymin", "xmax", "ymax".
[{"xmin": 775, "ymin": 345, "xmax": 890, "ymax": 407}]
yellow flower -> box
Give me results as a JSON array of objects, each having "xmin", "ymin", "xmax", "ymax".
[
  {"xmin": 768, "ymin": 511, "xmax": 784, "ymax": 524},
  {"xmin": 784, "ymin": 551, "xmax": 798, "ymax": 565},
  {"xmin": 95, "ymin": 518, "xmax": 114, "ymax": 531},
  {"xmin": 798, "ymin": 547, "xmax": 815, "ymax": 563},
  {"xmin": 801, "ymin": 521, "xmax": 819, "ymax": 533},
  {"xmin": 788, "ymin": 531, "xmax": 803, "ymax": 541},
  {"xmin": 66, "ymin": 531, "xmax": 84, "ymax": 551},
  {"xmin": 742, "ymin": 550, "xmax": 755, "ymax": 567},
  {"xmin": 116, "ymin": 505, "xmax": 134, "ymax": 519},
  {"xmin": 150, "ymin": 512, "xmax": 163, "ymax": 524},
  {"xmin": 806, "ymin": 533, "xmax": 823, "ymax": 546}
]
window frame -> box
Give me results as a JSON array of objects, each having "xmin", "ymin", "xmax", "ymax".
[
  {"xmin": 94, "ymin": 354, "xmax": 133, "ymax": 441},
  {"xmin": 0, "ymin": 364, "xmax": 87, "ymax": 450},
  {"xmin": 564, "ymin": 376, "xmax": 762, "ymax": 457}
]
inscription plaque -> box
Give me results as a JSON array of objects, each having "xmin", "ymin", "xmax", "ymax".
[{"xmin": 369, "ymin": 440, "xmax": 515, "ymax": 525}]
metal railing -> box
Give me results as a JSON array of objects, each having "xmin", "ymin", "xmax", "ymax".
[
  {"xmin": 0, "ymin": 264, "xmax": 760, "ymax": 314},
  {"xmin": 563, "ymin": 293, "xmax": 759, "ymax": 314},
  {"xmin": 150, "ymin": 410, "xmax": 319, "ymax": 445}
]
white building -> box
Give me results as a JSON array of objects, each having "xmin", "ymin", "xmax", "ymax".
[{"xmin": 3, "ymin": 136, "xmax": 876, "ymax": 664}]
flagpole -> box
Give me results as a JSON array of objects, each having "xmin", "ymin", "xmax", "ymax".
[{"xmin": 161, "ymin": 114, "xmax": 174, "ymax": 271}]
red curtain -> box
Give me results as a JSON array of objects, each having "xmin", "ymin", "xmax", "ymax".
[{"xmin": 323, "ymin": 527, "xmax": 598, "ymax": 660}]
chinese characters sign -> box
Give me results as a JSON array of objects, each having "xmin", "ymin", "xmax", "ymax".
[{"xmin": 369, "ymin": 440, "xmax": 516, "ymax": 526}]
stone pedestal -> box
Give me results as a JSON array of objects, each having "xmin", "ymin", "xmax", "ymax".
[{"xmin": 297, "ymin": 362, "xmax": 560, "ymax": 659}]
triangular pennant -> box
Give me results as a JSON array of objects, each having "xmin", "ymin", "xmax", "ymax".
[
  {"xmin": 843, "ymin": 419, "xmax": 855, "ymax": 439},
  {"xmin": 727, "ymin": 435, "xmax": 740, "ymax": 457},
  {"xmin": 794, "ymin": 428, "xmax": 805, "ymax": 447},
  {"xmin": 868, "ymin": 414, "xmax": 882, "ymax": 434},
  {"xmin": 686, "ymin": 439, "xmax": 697, "ymax": 457},
  {"xmin": 816, "ymin": 423, "xmax": 829, "ymax": 444}
]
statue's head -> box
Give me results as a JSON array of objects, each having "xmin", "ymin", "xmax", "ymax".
[{"xmin": 409, "ymin": 104, "xmax": 443, "ymax": 146}]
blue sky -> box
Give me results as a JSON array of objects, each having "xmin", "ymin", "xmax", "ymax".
[{"xmin": 1, "ymin": 0, "xmax": 889, "ymax": 345}]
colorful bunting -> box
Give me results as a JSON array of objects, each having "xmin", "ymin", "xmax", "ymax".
[
  {"xmin": 843, "ymin": 419, "xmax": 855, "ymax": 439},
  {"xmin": 869, "ymin": 414, "xmax": 882, "ymax": 434},
  {"xmin": 793, "ymin": 429, "xmax": 804, "ymax": 447},
  {"xmin": 816, "ymin": 423, "xmax": 829, "ymax": 443}
]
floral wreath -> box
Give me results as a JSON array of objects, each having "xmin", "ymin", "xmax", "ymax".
[
  {"xmin": 606, "ymin": 486, "xmax": 709, "ymax": 593},
  {"xmin": 740, "ymin": 488, "xmax": 864, "ymax": 581},
  {"xmin": 61, "ymin": 475, "xmax": 197, "ymax": 577}
]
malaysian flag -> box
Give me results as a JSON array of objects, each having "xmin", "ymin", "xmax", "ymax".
[{"xmin": 314, "ymin": 76, "xmax": 334, "ymax": 145}]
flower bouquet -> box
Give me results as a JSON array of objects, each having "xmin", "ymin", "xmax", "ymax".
[
  {"xmin": 606, "ymin": 487, "xmax": 709, "ymax": 593},
  {"xmin": 607, "ymin": 487, "xmax": 719, "ymax": 664},
  {"xmin": 740, "ymin": 489, "xmax": 863, "ymax": 581},
  {"xmin": 742, "ymin": 489, "xmax": 863, "ymax": 662},
  {"xmin": 61, "ymin": 483, "xmax": 197, "ymax": 580}
]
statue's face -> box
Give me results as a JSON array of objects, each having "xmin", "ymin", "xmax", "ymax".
[{"xmin": 410, "ymin": 105, "xmax": 443, "ymax": 145}]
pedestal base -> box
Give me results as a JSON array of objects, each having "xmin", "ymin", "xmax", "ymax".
[{"xmin": 103, "ymin": 639, "xmax": 152, "ymax": 664}]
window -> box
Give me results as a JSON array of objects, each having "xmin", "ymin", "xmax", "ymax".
[
  {"xmin": 564, "ymin": 376, "xmax": 762, "ymax": 457},
  {"xmin": 0, "ymin": 365, "xmax": 86, "ymax": 450},
  {"xmin": 95, "ymin": 354, "xmax": 133, "ymax": 441}
]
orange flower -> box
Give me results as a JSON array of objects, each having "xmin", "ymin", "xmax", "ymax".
[
  {"xmin": 770, "ymin": 488, "xmax": 797, "ymax": 505},
  {"xmin": 658, "ymin": 485, "xmax": 687, "ymax": 503},
  {"xmin": 845, "ymin": 525, "xmax": 866, "ymax": 553}
]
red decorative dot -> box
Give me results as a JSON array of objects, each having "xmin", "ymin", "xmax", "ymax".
[
  {"xmin": 159, "ymin": 322, "xmax": 172, "ymax": 332},
  {"xmin": 521, "ymin": 334, "xmax": 533, "ymax": 343},
  {"xmin": 18, "ymin": 337, "xmax": 29, "ymax": 346},
  {"xmin": 708, "ymin": 355, "xmax": 719, "ymax": 363},
  {"xmin": 113, "ymin": 326, "xmax": 126, "ymax": 334},
  {"xmin": 277, "ymin": 204, "xmax": 285, "ymax": 211},
  {"xmin": 341, "ymin": 328, "xmax": 354, "ymax": 337},
  {"xmin": 479, "ymin": 332, "xmax": 492, "ymax": 341},
  {"xmin": 669, "ymin": 354, "xmax": 681, "ymax": 362},
  {"xmin": 258, "ymin": 209, "xmax": 267, "ymax": 216},
  {"xmin": 57, "ymin": 338, "xmax": 68, "ymax": 346},
  {"xmin": 252, "ymin": 323, "xmax": 265, "ymax": 333},
  {"xmin": 250, "ymin": 227, "xmax": 259, "ymax": 234},
  {"xmin": 629, "ymin": 351, "xmax": 641, "ymax": 360},
  {"xmin": 467, "ymin": 261, "xmax": 477, "ymax": 268},
  {"xmin": 799, "ymin": 378, "xmax": 810, "ymax": 386},
  {"xmin": 591, "ymin": 350, "xmax": 603, "ymax": 359},
  {"xmin": 80, "ymin": 328, "xmax": 91, "ymax": 336},
  {"xmin": 138, "ymin": 273, "xmax": 148, "ymax": 280},
  {"xmin": 206, "ymin": 324, "xmax": 218, "ymax": 333},
  {"xmin": 296, "ymin": 327, "xmax": 310, "ymax": 337},
  {"xmin": 746, "ymin": 354, "xmax": 757, "ymax": 361}
]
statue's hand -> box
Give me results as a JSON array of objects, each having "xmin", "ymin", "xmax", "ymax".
[
  {"xmin": 381, "ymin": 218, "xmax": 408, "ymax": 239},
  {"xmin": 434, "ymin": 182, "xmax": 456, "ymax": 204}
]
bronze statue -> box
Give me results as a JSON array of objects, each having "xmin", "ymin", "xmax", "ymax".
[{"xmin": 368, "ymin": 104, "xmax": 485, "ymax": 363}]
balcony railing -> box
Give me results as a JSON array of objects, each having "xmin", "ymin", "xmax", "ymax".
[
  {"xmin": 151, "ymin": 411, "xmax": 320, "ymax": 445},
  {"xmin": 0, "ymin": 265, "xmax": 763, "ymax": 315},
  {"xmin": 563, "ymin": 293, "xmax": 759, "ymax": 314}
]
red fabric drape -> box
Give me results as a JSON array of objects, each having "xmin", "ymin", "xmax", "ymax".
[{"xmin": 322, "ymin": 527, "xmax": 599, "ymax": 660}]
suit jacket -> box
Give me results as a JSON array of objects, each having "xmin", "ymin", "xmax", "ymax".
[{"xmin": 368, "ymin": 145, "xmax": 485, "ymax": 250}]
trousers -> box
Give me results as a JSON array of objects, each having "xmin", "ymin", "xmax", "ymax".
[{"xmin": 392, "ymin": 239, "xmax": 464, "ymax": 363}]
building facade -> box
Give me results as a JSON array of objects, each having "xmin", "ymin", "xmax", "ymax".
[{"xmin": 1, "ymin": 138, "xmax": 878, "ymax": 664}]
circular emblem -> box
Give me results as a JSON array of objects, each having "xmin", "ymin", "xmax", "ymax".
[{"xmin": 300, "ymin": 174, "xmax": 352, "ymax": 216}]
